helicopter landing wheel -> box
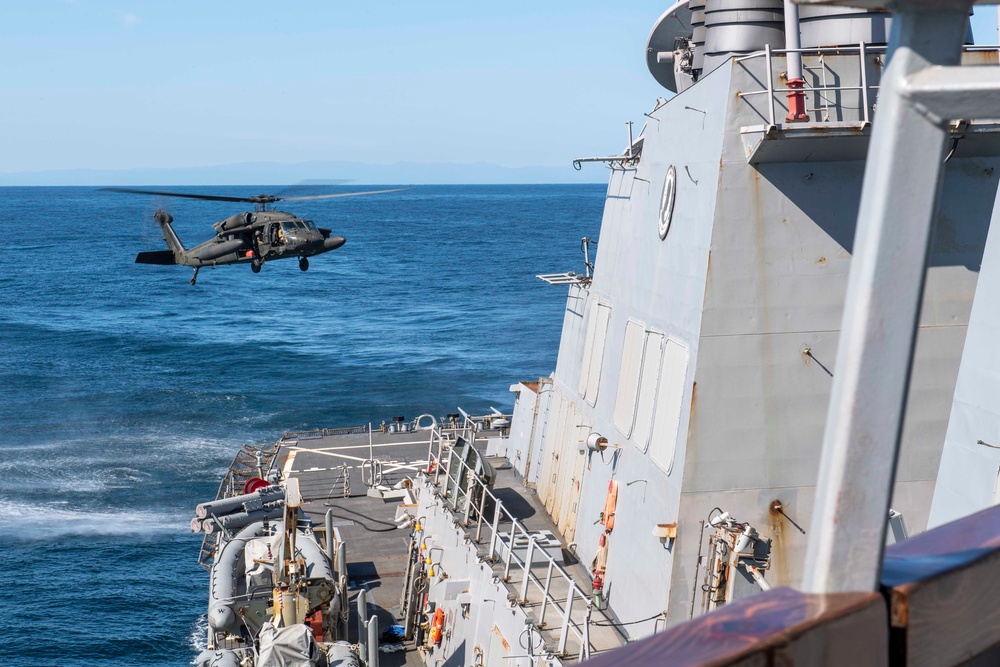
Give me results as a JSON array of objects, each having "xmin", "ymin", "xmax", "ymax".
[
  {"xmin": 190, "ymin": 267, "xmax": 199, "ymax": 285},
  {"xmin": 299, "ymin": 257, "xmax": 309, "ymax": 272},
  {"xmin": 251, "ymin": 259, "xmax": 262, "ymax": 274}
]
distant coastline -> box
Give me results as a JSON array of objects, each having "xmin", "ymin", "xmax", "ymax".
[{"xmin": 0, "ymin": 160, "xmax": 605, "ymax": 187}]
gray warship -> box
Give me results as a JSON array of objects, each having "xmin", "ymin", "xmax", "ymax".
[{"xmin": 194, "ymin": 0, "xmax": 1000, "ymax": 665}]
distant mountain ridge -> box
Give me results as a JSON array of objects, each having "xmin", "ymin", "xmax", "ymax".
[{"xmin": 0, "ymin": 159, "xmax": 604, "ymax": 186}]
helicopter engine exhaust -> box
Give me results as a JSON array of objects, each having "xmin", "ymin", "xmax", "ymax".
[{"xmin": 194, "ymin": 239, "xmax": 249, "ymax": 262}]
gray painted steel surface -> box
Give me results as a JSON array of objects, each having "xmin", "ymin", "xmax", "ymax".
[
  {"xmin": 703, "ymin": 0, "xmax": 786, "ymax": 73},
  {"xmin": 930, "ymin": 214, "xmax": 1000, "ymax": 526},
  {"xmin": 798, "ymin": 6, "xmax": 890, "ymax": 48},
  {"xmin": 515, "ymin": 24, "xmax": 998, "ymax": 638},
  {"xmin": 802, "ymin": 5, "xmax": 974, "ymax": 595}
]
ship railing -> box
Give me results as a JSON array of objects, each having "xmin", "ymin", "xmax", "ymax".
[
  {"xmin": 425, "ymin": 424, "xmax": 594, "ymax": 661},
  {"xmin": 735, "ymin": 43, "xmax": 1000, "ymax": 130},
  {"xmin": 197, "ymin": 440, "xmax": 282, "ymax": 571},
  {"xmin": 735, "ymin": 43, "xmax": 886, "ymax": 128},
  {"xmin": 283, "ymin": 425, "xmax": 368, "ymax": 440}
]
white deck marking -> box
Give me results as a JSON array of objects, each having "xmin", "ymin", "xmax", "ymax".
[
  {"xmin": 282, "ymin": 450, "xmax": 298, "ymax": 478},
  {"xmin": 290, "ymin": 460, "xmax": 429, "ymax": 475},
  {"xmin": 311, "ymin": 440, "xmax": 432, "ymax": 451}
]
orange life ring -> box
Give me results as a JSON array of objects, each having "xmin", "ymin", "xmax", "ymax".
[
  {"xmin": 603, "ymin": 480, "xmax": 619, "ymax": 532},
  {"xmin": 429, "ymin": 607, "xmax": 445, "ymax": 645}
]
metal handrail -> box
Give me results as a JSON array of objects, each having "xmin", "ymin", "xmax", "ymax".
[
  {"xmin": 737, "ymin": 42, "xmax": 887, "ymax": 128},
  {"xmin": 737, "ymin": 43, "xmax": 999, "ymax": 130},
  {"xmin": 423, "ymin": 424, "xmax": 594, "ymax": 660}
]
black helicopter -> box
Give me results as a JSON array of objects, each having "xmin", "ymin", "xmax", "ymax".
[{"xmin": 106, "ymin": 187, "xmax": 403, "ymax": 284}]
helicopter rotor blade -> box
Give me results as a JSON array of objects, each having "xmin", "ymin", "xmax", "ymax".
[
  {"xmin": 277, "ymin": 188, "xmax": 408, "ymax": 202},
  {"xmin": 100, "ymin": 187, "xmax": 253, "ymax": 203}
]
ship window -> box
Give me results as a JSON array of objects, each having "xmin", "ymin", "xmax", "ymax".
[
  {"xmin": 578, "ymin": 301, "xmax": 611, "ymax": 406},
  {"xmin": 649, "ymin": 339, "xmax": 689, "ymax": 473},
  {"xmin": 633, "ymin": 332, "xmax": 664, "ymax": 451},
  {"xmin": 613, "ymin": 320, "xmax": 645, "ymax": 437}
]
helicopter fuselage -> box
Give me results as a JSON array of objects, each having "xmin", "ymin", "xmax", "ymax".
[
  {"xmin": 182, "ymin": 210, "xmax": 345, "ymax": 268},
  {"xmin": 135, "ymin": 208, "xmax": 346, "ymax": 284}
]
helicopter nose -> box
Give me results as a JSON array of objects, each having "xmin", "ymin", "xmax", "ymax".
[{"xmin": 323, "ymin": 236, "xmax": 346, "ymax": 251}]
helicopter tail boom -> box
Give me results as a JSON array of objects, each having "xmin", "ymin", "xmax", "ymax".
[{"xmin": 154, "ymin": 209, "xmax": 186, "ymax": 257}]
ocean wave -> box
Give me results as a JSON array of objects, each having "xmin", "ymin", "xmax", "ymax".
[
  {"xmin": 0, "ymin": 432, "xmax": 244, "ymax": 494},
  {"xmin": 189, "ymin": 614, "xmax": 209, "ymax": 659},
  {"xmin": 0, "ymin": 500, "xmax": 188, "ymax": 540}
]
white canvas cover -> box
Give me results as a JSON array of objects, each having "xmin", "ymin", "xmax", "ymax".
[{"xmin": 257, "ymin": 622, "xmax": 323, "ymax": 667}]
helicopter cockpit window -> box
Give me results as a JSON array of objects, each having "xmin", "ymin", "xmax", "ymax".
[{"xmin": 305, "ymin": 221, "xmax": 318, "ymax": 231}]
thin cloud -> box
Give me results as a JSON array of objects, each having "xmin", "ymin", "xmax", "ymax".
[{"xmin": 119, "ymin": 12, "xmax": 141, "ymax": 29}]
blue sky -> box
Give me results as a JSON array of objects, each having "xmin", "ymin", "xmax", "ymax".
[{"xmin": 0, "ymin": 2, "xmax": 996, "ymax": 181}]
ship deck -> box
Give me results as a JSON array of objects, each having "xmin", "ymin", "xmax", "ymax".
[{"xmin": 275, "ymin": 426, "xmax": 626, "ymax": 665}]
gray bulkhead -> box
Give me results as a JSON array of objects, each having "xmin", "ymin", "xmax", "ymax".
[
  {"xmin": 523, "ymin": 46, "xmax": 998, "ymax": 637},
  {"xmin": 930, "ymin": 186, "xmax": 1000, "ymax": 526},
  {"xmin": 536, "ymin": 68, "xmax": 731, "ymax": 634},
  {"xmin": 668, "ymin": 52, "xmax": 994, "ymax": 626}
]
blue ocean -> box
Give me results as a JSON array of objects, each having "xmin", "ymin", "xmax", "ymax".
[{"xmin": 1, "ymin": 184, "xmax": 603, "ymax": 666}]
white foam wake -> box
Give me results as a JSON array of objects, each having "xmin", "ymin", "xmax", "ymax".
[
  {"xmin": 189, "ymin": 613, "xmax": 209, "ymax": 661},
  {"xmin": 0, "ymin": 432, "xmax": 243, "ymax": 495},
  {"xmin": 0, "ymin": 500, "xmax": 187, "ymax": 540}
]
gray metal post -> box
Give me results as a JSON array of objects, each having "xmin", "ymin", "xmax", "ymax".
[
  {"xmin": 441, "ymin": 448, "xmax": 452, "ymax": 501},
  {"xmin": 426, "ymin": 429, "xmax": 434, "ymax": 472},
  {"xmin": 488, "ymin": 500, "xmax": 503, "ymax": 559},
  {"xmin": 357, "ymin": 589, "xmax": 368, "ymax": 664},
  {"xmin": 802, "ymin": 3, "xmax": 973, "ymax": 594},
  {"xmin": 859, "ymin": 42, "xmax": 870, "ymax": 125},
  {"xmin": 338, "ymin": 540, "xmax": 349, "ymax": 639},
  {"xmin": 503, "ymin": 520, "xmax": 517, "ymax": 581},
  {"xmin": 520, "ymin": 539, "xmax": 535, "ymax": 603},
  {"xmin": 474, "ymin": 486, "xmax": 488, "ymax": 542},
  {"xmin": 434, "ymin": 436, "xmax": 443, "ymax": 486},
  {"xmin": 783, "ymin": 0, "xmax": 803, "ymax": 81},
  {"xmin": 539, "ymin": 560, "xmax": 554, "ymax": 627},
  {"xmin": 580, "ymin": 605, "xmax": 593, "ymax": 661},
  {"xmin": 764, "ymin": 44, "xmax": 775, "ymax": 127},
  {"xmin": 325, "ymin": 509, "xmax": 335, "ymax": 566},
  {"xmin": 368, "ymin": 615, "xmax": 379, "ymax": 667},
  {"xmin": 558, "ymin": 589, "xmax": 574, "ymax": 655},
  {"xmin": 462, "ymin": 471, "xmax": 474, "ymax": 525}
]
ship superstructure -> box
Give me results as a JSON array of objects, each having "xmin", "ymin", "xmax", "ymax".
[{"xmin": 502, "ymin": 0, "xmax": 1000, "ymax": 638}]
